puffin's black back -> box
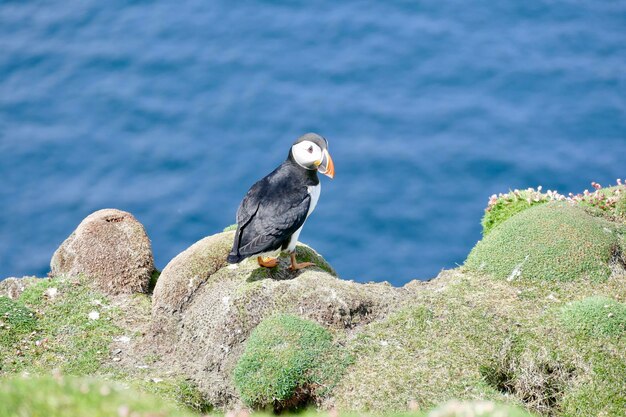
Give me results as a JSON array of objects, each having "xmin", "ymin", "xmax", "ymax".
[{"xmin": 227, "ymin": 155, "xmax": 319, "ymax": 263}]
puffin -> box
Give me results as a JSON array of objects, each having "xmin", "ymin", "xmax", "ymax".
[{"xmin": 227, "ymin": 133, "xmax": 335, "ymax": 270}]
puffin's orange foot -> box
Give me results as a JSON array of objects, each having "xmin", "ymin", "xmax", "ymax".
[
  {"xmin": 257, "ymin": 256, "xmax": 278, "ymax": 268},
  {"xmin": 289, "ymin": 253, "xmax": 315, "ymax": 270}
]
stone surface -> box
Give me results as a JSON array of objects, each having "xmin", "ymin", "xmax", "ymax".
[
  {"xmin": 50, "ymin": 209, "xmax": 154, "ymax": 295},
  {"xmin": 149, "ymin": 231, "xmax": 403, "ymax": 408}
]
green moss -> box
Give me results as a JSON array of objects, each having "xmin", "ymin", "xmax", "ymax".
[
  {"xmin": 337, "ymin": 298, "xmax": 510, "ymax": 411},
  {"xmin": 234, "ymin": 313, "xmax": 349, "ymax": 409},
  {"xmin": 560, "ymin": 351, "xmax": 626, "ymax": 416},
  {"xmin": 1, "ymin": 276, "xmax": 124, "ymax": 375},
  {"xmin": 0, "ymin": 296, "xmax": 37, "ymax": 334},
  {"xmin": 466, "ymin": 203, "xmax": 625, "ymax": 282},
  {"xmin": 0, "ymin": 297, "xmax": 38, "ymax": 360},
  {"xmin": 560, "ymin": 296, "xmax": 626, "ymax": 338},
  {"xmin": 482, "ymin": 190, "xmax": 548, "ymax": 236},
  {"xmin": 293, "ymin": 245, "xmax": 336, "ymax": 275},
  {"xmin": 149, "ymin": 269, "xmax": 161, "ymax": 293},
  {"xmin": 0, "ymin": 375, "xmax": 196, "ymax": 417},
  {"xmin": 474, "ymin": 293, "xmax": 626, "ymax": 417},
  {"xmin": 223, "ymin": 223, "xmax": 238, "ymax": 232}
]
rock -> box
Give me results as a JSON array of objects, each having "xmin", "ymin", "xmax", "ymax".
[
  {"xmin": 50, "ymin": 209, "xmax": 154, "ymax": 295},
  {"xmin": 0, "ymin": 276, "xmax": 41, "ymax": 299},
  {"xmin": 152, "ymin": 232, "xmax": 234, "ymax": 323},
  {"xmin": 149, "ymin": 231, "xmax": 402, "ymax": 409}
]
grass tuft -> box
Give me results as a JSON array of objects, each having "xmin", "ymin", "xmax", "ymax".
[
  {"xmin": 560, "ymin": 296, "xmax": 626, "ymax": 338},
  {"xmin": 0, "ymin": 296, "xmax": 37, "ymax": 333},
  {"xmin": 0, "ymin": 296, "xmax": 38, "ymax": 361},
  {"xmin": 233, "ymin": 313, "xmax": 349, "ymax": 410}
]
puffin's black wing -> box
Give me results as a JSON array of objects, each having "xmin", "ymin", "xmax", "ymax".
[{"xmin": 227, "ymin": 173, "xmax": 311, "ymax": 263}]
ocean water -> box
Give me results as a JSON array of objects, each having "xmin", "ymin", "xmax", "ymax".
[{"xmin": 1, "ymin": 1, "xmax": 625, "ymax": 285}]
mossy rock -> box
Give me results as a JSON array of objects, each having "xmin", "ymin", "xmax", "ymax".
[
  {"xmin": 560, "ymin": 296, "xmax": 626, "ymax": 338},
  {"xmin": 0, "ymin": 375, "xmax": 197, "ymax": 417},
  {"xmin": 151, "ymin": 228, "xmax": 397, "ymax": 409},
  {"xmin": 466, "ymin": 203, "xmax": 626, "ymax": 282},
  {"xmin": 233, "ymin": 313, "xmax": 349, "ymax": 410}
]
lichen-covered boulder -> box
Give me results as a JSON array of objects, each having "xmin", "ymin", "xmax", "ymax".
[
  {"xmin": 149, "ymin": 231, "xmax": 400, "ymax": 409},
  {"xmin": 50, "ymin": 209, "xmax": 154, "ymax": 295}
]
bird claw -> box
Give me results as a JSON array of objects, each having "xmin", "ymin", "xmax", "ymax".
[
  {"xmin": 257, "ymin": 256, "xmax": 278, "ymax": 268},
  {"xmin": 289, "ymin": 262, "xmax": 315, "ymax": 271},
  {"xmin": 289, "ymin": 253, "xmax": 315, "ymax": 270}
]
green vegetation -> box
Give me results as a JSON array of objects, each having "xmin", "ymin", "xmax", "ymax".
[
  {"xmin": 560, "ymin": 296, "xmax": 626, "ymax": 338},
  {"xmin": 334, "ymin": 276, "xmax": 516, "ymax": 412},
  {"xmin": 466, "ymin": 203, "xmax": 625, "ymax": 282},
  {"xmin": 149, "ymin": 269, "xmax": 161, "ymax": 293},
  {"xmin": 0, "ymin": 375, "xmax": 196, "ymax": 417},
  {"xmin": 0, "ymin": 296, "xmax": 38, "ymax": 356},
  {"xmin": 482, "ymin": 189, "xmax": 549, "ymax": 236},
  {"xmin": 223, "ymin": 223, "xmax": 238, "ymax": 232},
  {"xmin": 292, "ymin": 245, "xmax": 336, "ymax": 275},
  {"xmin": 2, "ymin": 180, "xmax": 625, "ymax": 417},
  {"xmin": 0, "ymin": 275, "xmax": 215, "ymax": 414},
  {"xmin": 138, "ymin": 377, "xmax": 213, "ymax": 414},
  {"xmin": 334, "ymin": 268, "xmax": 626, "ymax": 416},
  {"xmin": 426, "ymin": 400, "xmax": 537, "ymax": 417},
  {"xmin": 2, "ymin": 276, "xmax": 123, "ymax": 375},
  {"xmin": 481, "ymin": 184, "xmax": 626, "ymax": 236},
  {"xmin": 234, "ymin": 313, "xmax": 349, "ymax": 410}
]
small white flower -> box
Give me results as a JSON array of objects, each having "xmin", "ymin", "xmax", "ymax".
[{"xmin": 88, "ymin": 311, "xmax": 100, "ymax": 321}]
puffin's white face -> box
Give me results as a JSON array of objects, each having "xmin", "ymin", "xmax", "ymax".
[
  {"xmin": 292, "ymin": 140, "xmax": 323, "ymax": 169},
  {"xmin": 291, "ymin": 140, "xmax": 335, "ymax": 178}
]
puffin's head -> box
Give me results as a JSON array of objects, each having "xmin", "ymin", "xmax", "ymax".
[{"xmin": 290, "ymin": 133, "xmax": 335, "ymax": 179}]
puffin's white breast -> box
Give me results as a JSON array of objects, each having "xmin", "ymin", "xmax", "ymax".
[
  {"xmin": 286, "ymin": 183, "xmax": 321, "ymax": 252},
  {"xmin": 306, "ymin": 183, "xmax": 321, "ymax": 218}
]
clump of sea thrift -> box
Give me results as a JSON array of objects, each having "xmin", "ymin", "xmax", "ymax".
[
  {"xmin": 568, "ymin": 180, "xmax": 624, "ymax": 213},
  {"xmin": 483, "ymin": 180, "xmax": 625, "ymax": 236}
]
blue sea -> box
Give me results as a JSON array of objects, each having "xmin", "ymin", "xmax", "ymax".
[{"xmin": 1, "ymin": 1, "xmax": 625, "ymax": 285}]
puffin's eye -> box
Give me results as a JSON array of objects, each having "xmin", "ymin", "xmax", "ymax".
[{"xmin": 307, "ymin": 146, "xmax": 313, "ymax": 153}]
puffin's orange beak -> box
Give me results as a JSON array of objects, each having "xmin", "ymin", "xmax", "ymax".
[{"xmin": 318, "ymin": 149, "xmax": 334, "ymax": 179}]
